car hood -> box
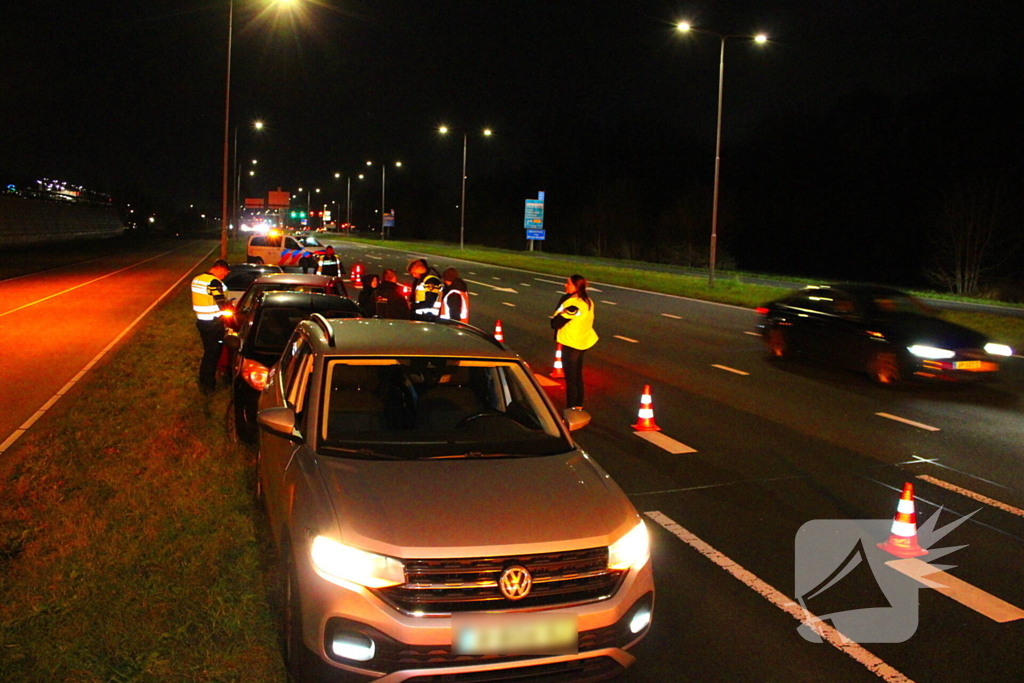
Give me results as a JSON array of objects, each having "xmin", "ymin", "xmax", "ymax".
[
  {"xmin": 316, "ymin": 450, "xmax": 638, "ymax": 558},
  {"xmin": 876, "ymin": 314, "xmax": 988, "ymax": 349}
]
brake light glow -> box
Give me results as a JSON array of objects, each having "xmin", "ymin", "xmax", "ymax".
[
  {"xmin": 755, "ymin": 307, "xmax": 769, "ymax": 315},
  {"xmin": 242, "ymin": 358, "xmax": 270, "ymax": 391}
]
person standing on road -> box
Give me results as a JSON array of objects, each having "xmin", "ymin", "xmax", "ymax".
[
  {"xmin": 407, "ymin": 258, "xmax": 443, "ymax": 321},
  {"xmin": 439, "ymin": 267, "xmax": 470, "ymax": 323},
  {"xmin": 191, "ymin": 259, "xmax": 231, "ymax": 394},
  {"xmin": 357, "ymin": 273, "xmax": 379, "ymax": 317},
  {"xmin": 550, "ymin": 274, "xmax": 598, "ymax": 410},
  {"xmin": 317, "ymin": 245, "xmax": 342, "ymax": 277},
  {"xmin": 375, "ymin": 269, "xmax": 411, "ymax": 319}
]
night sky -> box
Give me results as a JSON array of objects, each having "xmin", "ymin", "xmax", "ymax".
[{"xmin": 4, "ymin": 1, "xmax": 1023, "ymax": 282}]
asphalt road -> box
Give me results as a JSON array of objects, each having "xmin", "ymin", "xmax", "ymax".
[
  {"xmin": 0, "ymin": 240, "xmax": 214, "ymax": 455},
  {"xmin": 328, "ymin": 238, "xmax": 1024, "ymax": 683}
]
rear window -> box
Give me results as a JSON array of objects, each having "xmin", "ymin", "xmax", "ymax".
[
  {"xmin": 253, "ymin": 306, "xmax": 358, "ymax": 352},
  {"xmin": 224, "ymin": 271, "xmax": 264, "ymax": 290}
]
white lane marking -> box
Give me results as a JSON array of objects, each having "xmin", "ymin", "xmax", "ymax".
[
  {"xmin": 886, "ymin": 558, "xmax": 1024, "ymax": 622},
  {"xmin": 492, "ymin": 276, "xmax": 501, "ymax": 280},
  {"xmin": 634, "ymin": 431, "xmax": 697, "ymax": 454},
  {"xmin": 502, "ymin": 302, "xmax": 516, "ymax": 307},
  {"xmin": 613, "ymin": 335, "xmax": 638, "ymax": 343},
  {"xmin": 468, "ymin": 291, "xmax": 479, "ymax": 296},
  {"xmin": 661, "ymin": 313, "xmax": 682, "ymax": 319},
  {"xmin": 712, "ymin": 364, "xmax": 749, "ymax": 376},
  {"xmin": 520, "ymin": 282, "xmax": 532, "ymax": 287},
  {"xmin": 469, "ymin": 271, "xmax": 476, "ymax": 275},
  {"xmin": 876, "ymin": 413, "xmax": 941, "ymax": 432},
  {"xmin": 533, "ymin": 374, "xmax": 560, "ymax": 387},
  {"xmin": 601, "ymin": 300, "xmax": 618, "ymax": 305},
  {"xmin": 465, "ymin": 278, "xmax": 518, "ymax": 294},
  {"xmin": 0, "ymin": 243, "xmax": 194, "ymax": 319},
  {"xmin": 589, "ymin": 286, "xmax": 603, "ymax": 293},
  {"xmin": 743, "ymin": 331, "xmax": 761, "ymax": 337},
  {"xmin": 644, "ymin": 512, "xmax": 916, "ymax": 683},
  {"xmin": 0, "ymin": 247, "xmax": 216, "ymax": 455},
  {"xmin": 366, "ymin": 254, "xmax": 383, "ymax": 260},
  {"xmin": 535, "ymin": 278, "xmax": 563, "ymax": 285},
  {"xmin": 916, "ymin": 475, "xmax": 1024, "ymax": 518}
]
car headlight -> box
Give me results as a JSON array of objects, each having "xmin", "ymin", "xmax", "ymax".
[
  {"xmin": 608, "ymin": 520, "xmax": 650, "ymax": 570},
  {"xmin": 310, "ymin": 536, "xmax": 405, "ymax": 588},
  {"xmin": 984, "ymin": 343, "xmax": 1013, "ymax": 357},
  {"xmin": 907, "ymin": 345, "xmax": 955, "ymax": 359}
]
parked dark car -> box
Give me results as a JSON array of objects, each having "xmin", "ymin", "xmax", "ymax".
[
  {"xmin": 223, "ymin": 263, "xmax": 284, "ymax": 301},
  {"xmin": 757, "ymin": 284, "xmax": 1014, "ymax": 385},
  {"xmin": 226, "ymin": 291, "xmax": 361, "ymax": 441},
  {"xmin": 227, "ymin": 273, "xmax": 349, "ymax": 331}
]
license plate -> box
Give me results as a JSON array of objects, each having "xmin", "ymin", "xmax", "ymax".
[
  {"xmin": 452, "ymin": 613, "xmax": 578, "ymax": 655},
  {"xmin": 955, "ymin": 360, "xmax": 997, "ymax": 372}
]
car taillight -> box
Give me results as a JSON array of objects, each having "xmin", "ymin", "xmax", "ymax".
[
  {"xmin": 242, "ymin": 358, "xmax": 270, "ymax": 391},
  {"xmin": 755, "ymin": 307, "xmax": 769, "ymax": 316}
]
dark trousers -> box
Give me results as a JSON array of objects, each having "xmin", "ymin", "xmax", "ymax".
[
  {"xmin": 196, "ymin": 318, "xmax": 225, "ymax": 390},
  {"xmin": 563, "ymin": 346, "xmax": 586, "ymax": 409}
]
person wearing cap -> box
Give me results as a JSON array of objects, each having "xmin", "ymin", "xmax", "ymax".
[
  {"xmin": 190, "ymin": 259, "xmax": 231, "ymax": 394},
  {"xmin": 407, "ymin": 258, "xmax": 443, "ymax": 321},
  {"xmin": 439, "ymin": 267, "xmax": 470, "ymax": 323}
]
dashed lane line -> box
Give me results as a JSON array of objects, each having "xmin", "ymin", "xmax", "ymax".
[
  {"xmin": 644, "ymin": 511, "xmax": 916, "ymax": 683},
  {"xmin": 887, "ymin": 558, "xmax": 1024, "ymax": 622},
  {"xmin": 744, "ymin": 331, "xmax": 761, "ymax": 336},
  {"xmin": 601, "ymin": 300, "xmax": 618, "ymax": 305},
  {"xmin": 613, "ymin": 335, "xmax": 638, "ymax": 343},
  {"xmin": 520, "ymin": 283, "xmax": 532, "ymax": 286},
  {"xmin": 468, "ymin": 292, "xmax": 479, "ymax": 296},
  {"xmin": 502, "ymin": 302, "xmax": 516, "ymax": 307},
  {"xmin": 535, "ymin": 277, "xmax": 563, "ymax": 285},
  {"xmin": 916, "ymin": 475, "xmax": 1024, "ymax": 518},
  {"xmin": 712, "ymin": 364, "xmax": 750, "ymax": 376},
  {"xmin": 634, "ymin": 431, "xmax": 696, "ymax": 454},
  {"xmin": 876, "ymin": 413, "xmax": 940, "ymax": 432},
  {"xmin": 492, "ymin": 276, "xmax": 501, "ymax": 280},
  {"xmin": 661, "ymin": 313, "xmax": 682, "ymax": 319}
]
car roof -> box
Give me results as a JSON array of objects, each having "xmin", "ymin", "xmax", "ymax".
[
  {"xmin": 251, "ymin": 273, "xmax": 339, "ymax": 286},
  {"xmin": 257, "ymin": 291, "xmax": 359, "ymax": 313},
  {"xmin": 228, "ymin": 263, "xmax": 282, "ymax": 273},
  {"xmin": 301, "ymin": 319, "xmax": 515, "ymax": 359},
  {"xmin": 804, "ymin": 284, "xmax": 911, "ymax": 297}
]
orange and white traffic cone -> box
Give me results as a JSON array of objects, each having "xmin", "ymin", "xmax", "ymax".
[
  {"xmin": 493, "ymin": 320, "xmax": 505, "ymax": 343},
  {"xmin": 549, "ymin": 344, "xmax": 565, "ymax": 378},
  {"xmin": 877, "ymin": 482, "xmax": 929, "ymax": 558},
  {"xmin": 632, "ymin": 385, "xmax": 661, "ymax": 432}
]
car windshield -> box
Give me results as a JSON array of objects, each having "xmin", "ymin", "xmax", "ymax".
[
  {"xmin": 302, "ymin": 236, "xmax": 323, "ymax": 247},
  {"xmin": 224, "ymin": 270, "xmax": 270, "ymax": 290},
  {"xmin": 319, "ymin": 357, "xmax": 571, "ymax": 459},
  {"xmin": 253, "ymin": 307, "xmax": 357, "ymax": 352}
]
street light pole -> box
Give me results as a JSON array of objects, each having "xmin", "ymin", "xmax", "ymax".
[
  {"xmin": 460, "ymin": 132, "xmax": 468, "ymax": 250},
  {"xmin": 381, "ymin": 163, "xmax": 386, "ymax": 240},
  {"xmin": 219, "ymin": 0, "xmax": 234, "ymax": 260}
]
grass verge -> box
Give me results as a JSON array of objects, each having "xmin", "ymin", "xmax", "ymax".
[{"xmin": 0, "ymin": 248, "xmax": 284, "ymax": 682}]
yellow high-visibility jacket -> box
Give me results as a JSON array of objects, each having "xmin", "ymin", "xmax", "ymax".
[
  {"xmin": 554, "ymin": 295, "xmax": 598, "ymax": 350},
  {"xmin": 191, "ymin": 273, "xmax": 228, "ymax": 321}
]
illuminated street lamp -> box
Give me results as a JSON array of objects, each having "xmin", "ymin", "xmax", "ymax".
[
  {"xmin": 439, "ymin": 125, "xmax": 493, "ymax": 250},
  {"xmin": 365, "ymin": 160, "xmax": 403, "ymax": 239},
  {"xmin": 676, "ymin": 22, "xmax": 767, "ymax": 287}
]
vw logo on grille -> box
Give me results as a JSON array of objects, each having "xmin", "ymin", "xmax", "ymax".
[{"xmin": 498, "ymin": 565, "xmax": 532, "ymax": 600}]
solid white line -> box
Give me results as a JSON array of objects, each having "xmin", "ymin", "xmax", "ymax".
[
  {"xmin": 743, "ymin": 331, "xmax": 761, "ymax": 337},
  {"xmin": 661, "ymin": 313, "xmax": 682, "ymax": 319},
  {"xmin": 601, "ymin": 300, "xmax": 618, "ymax": 305},
  {"xmin": 887, "ymin": 558, "xmax": 1024, "ymax": 622},
  {"xmin": 875, "ymin": 413, "xmax": 940, "ymax": 432},
  {"xmin": 533, "ymin": 374, "xmax": 560, "ymax": 387},
  {"xmin": 712, "ymin": 364, "xmax": 750, "ymax": 376},
  {"xmin": 502, "ymin": 302, "xmax": 516, "ymax": 307},
  {"xmin": 613, "ymin": 335, "xmax": 638, "ymax": 343},
  {"xmin": 916, "ymin": 475, "xmax": 1024, "ymax": 518},
  {"xmin": 634, "ymin": 431, "xmax": 696, "ymax": 454},
  {"xmin": 0, "ymin": 247, "xmax": 216, "ymax": 455},
  {"xmin": 0, "ymin": 243, "xmax": 193, "ymax": 319},
  {"xmin": 644, "ymin": 511, "xmax": 916, "ymax": 683}
]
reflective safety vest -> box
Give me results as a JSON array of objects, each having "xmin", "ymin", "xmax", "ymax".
[
  {"xmin": 318, "ymin": 255, "xmax": 341, "ymax": 276},
  {"xmin": 412, "ymin": 273, "xmax": 443, "ymax": 319},
  {"xmin": 440, "ymin": 289, "xmax": 470, "ymax": 323},
  {"xmin": 191, "ymin": 273, "xmax": 227, "ymax": 321},
  {"xmin": 554, "ymin": 295, "xmax": 598, "ymax": 350}
]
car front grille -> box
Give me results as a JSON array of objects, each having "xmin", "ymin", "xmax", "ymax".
[{"xmin": 374, "ymin": 547, "xmax": 624, "ymax": 615}]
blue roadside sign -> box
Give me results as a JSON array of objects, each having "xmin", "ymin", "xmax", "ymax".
[
  {"xmin": 524, "ymin": 200, "xmax": 544, "ymax": 230},
  {"xmin": 526, "ymin": 229, "xmax": 546, "ymax": 240}
]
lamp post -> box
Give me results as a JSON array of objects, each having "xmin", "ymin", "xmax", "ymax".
[
  {"xmin": 232, "ymin": 120, "xmax": 264, "ymax": 235},
  {"xmin": 439, "ymin": 126, "xmax": 492, "ymax": 250},
  {"xmin": 676, "ymin": 22, "xmax": 767, "ymax": 287},
  {"xmin": 365, "ymin": 160, "xmax": 402, "ymax": 240}
]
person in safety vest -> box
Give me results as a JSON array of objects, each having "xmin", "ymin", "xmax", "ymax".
[
  {"xmin": 317, "ymin": 245, "xmax": 343, "ymax": 277},
  {"xmin": 407, "ymin": 258, "xmax": 443, "ymax": 321},
  {"xmin": 550, "ymin": 274, "xmax": 598, "ymax": 410},
  {"xmin": 191, "ymin": 259, "xmax": 231, "ymax": 394},
  {"xmin": 375, "ymin": 269, "xmax": 410, "ymax": 319},
  {"xmin": 440, "ymin": 267, "xmax": 470, "ymax": 323}
]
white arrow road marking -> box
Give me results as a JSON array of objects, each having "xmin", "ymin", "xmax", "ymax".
[
  {"xmin": 644, "ymin": 512, "xmax": 916, "ymax": 683},
  {"xmin": 613, "ymin": 335, "xmax": 638, "ymax": 343},
  {"xmin": 533, "ymin": 374, "xmax": 560, "ymax": 387},
  {"xmin": 601, "ymin": 300, "xmax": 618, "ymax": 305},
  {"xmin": 661, "ymin": 313, "xmax": 682, "ymax": 319},
  {"xmin": 876, "ymin": 413, "xmax": 940, "ymax": 432},
  {"xmin": 465, "ymin": 279, "xmax": 519, "ymax": 293},
  {"xmin": 634, "ymin": 432, "xmax": 697, "ymax": 454},
  {"xmin": 712, "ymin": 364, "xmax": 749, "ymax": 376},
  {"xmin": 916, "ymin": 475, "xmax": 1024, "ymax": 518},
  {"xmin": 886, "ymin": 558, "xmax": 1024, "ymax": 623},
  {"xmin": 502, "ymin": 302, "xmax": 516, "ymax": 307}
]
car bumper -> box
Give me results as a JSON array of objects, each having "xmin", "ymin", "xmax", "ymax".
[{"xmin": 911, "ymin": 358, "xmax": 1000, "ymax": 381}]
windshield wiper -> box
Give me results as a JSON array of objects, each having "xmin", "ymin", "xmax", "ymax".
[
  {"xmin": 323, "ymin": 445, "xmax": 405, "ymax": 460},
  {"xmin": 421, "ymin": 452, "xmax": 511, "ymax": 460}
]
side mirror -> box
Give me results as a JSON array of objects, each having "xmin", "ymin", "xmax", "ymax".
[
  {"xmin": 257, "ymin": 406, "xmax": 301, "ymax": 441},
  {"xmin": 563, "ymin": 408, "xmax": 592, "ymax": 432},
  {"xmin": 223, "ymin": 331, "xmax": 241, "ymax": 351}
]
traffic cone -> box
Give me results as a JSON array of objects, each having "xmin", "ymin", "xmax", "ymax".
[
  {"xmin": 549, "ymin": 344, "xmax": 565, "ymax": 378},
  {"xmin": 493, "ymin": 320, "xmax": 505, "ymax": 343},
  {"xmin": 877, "ymin": 482, "xmax": 929, "ymax": 558},
  {"xmin": 632, "ymin": 385, "xmax": 661, "ymax": 432}
]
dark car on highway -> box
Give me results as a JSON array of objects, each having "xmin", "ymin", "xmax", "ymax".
[
  {"xmin": 226, "ymin": 291, "xmax": 361, "ymax": 441},
  {"xmin": 757, "ymin": 284, "xmax": 1014, "ymax": 385},
  {"xmin": 223, "ymin": 263, "xmax": 284, "ymax": 301},
  {"xmin": 228, "ymin": 273, "xmax": 349, "ymax": 331}
]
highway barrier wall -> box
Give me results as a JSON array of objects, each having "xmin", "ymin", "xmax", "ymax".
[{"xmin": 0, "ymin": 195, "xmax": 125, "ymax": 247}]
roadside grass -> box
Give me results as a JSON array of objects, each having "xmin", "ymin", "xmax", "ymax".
[
  {"xmin": 338, "ymin": 236, "xmax": 1024, "ymax": 348},
  {"xmin": 0, "ymin": 250, "xmax": 284, "ymax": 682}
]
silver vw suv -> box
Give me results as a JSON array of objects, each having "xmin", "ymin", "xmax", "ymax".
[{"xmin": 257, "ymin": 317, "xmax": 654, "ymax": 682}]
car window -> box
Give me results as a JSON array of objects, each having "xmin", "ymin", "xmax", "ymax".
[
  {"xmin": 253, "ymin": 307, "xmax": 323, "ymax": 353},
  {"xmin": 287, "ymin": 350, "xmax": 314, "ymax": 417},
  {"xmin": 869, "ymin": 294, "xmax": 929, "ymax": 316},
  {"xmin": 223, "ymin": 271, "xmax": 263, "ymax": 290},
  {"xmin": 787, "ymin": 292, "xmax": 836, "ymax": 314},
  {"xmin": 284, "ymin": 237, "xmax": 301, "ymax": 250},
  {"xmin": 266, "ymin": 235, "xmax": 282, "ymax": 249},
  {"xmin": 249, "ymin": 236, "xmax": 266, "ymax": 248},
  {"xmin": 319, "ymin": 357, "xmax": 569, "ymax": 459},
  {"xmin": 303, "ymin": 236, "xmax": 323, "ymax": 247}
]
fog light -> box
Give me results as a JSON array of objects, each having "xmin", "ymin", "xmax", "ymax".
[
  {"xmin": 629, "ymin": 606, "xmax": 652, "ymax": 634},
  {"xmin": 331, "ymin": 630, "xmax": 375, "ymax": 662}
]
